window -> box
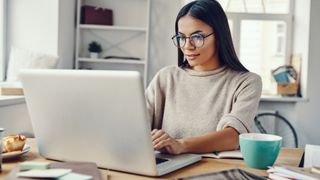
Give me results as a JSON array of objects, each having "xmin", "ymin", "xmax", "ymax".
[
  {"xmin": 217, "ymin": 0, "xmax": 294, "ymax": 95},
  {"xmin": 0, "ymin": 0, "xmax": 7, "ymax": 81}
]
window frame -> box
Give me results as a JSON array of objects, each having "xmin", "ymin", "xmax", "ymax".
[
  {"xmin": 224, "ymin": 1, "xmax": 295, "ymax": 94},
  {"xmin": 227, "ymin": 12, "xmax": 294, "ymax": 66},
  {"xmin": 0, "ymin": 0, "xmax": 8, "ymax": 81}
]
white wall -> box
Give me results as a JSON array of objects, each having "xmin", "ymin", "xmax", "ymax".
[
  {"xmin": 0, "ymin": 0, "xmax": 75, "ymax": 137},
  {"xmin": 0, "ymin": 0, "xmax": 6, "ymax": 81},
  {"xmin": 147, "ymin": 0, "xmax": 183, "ymax": 83},
  {"xmin": 7, "ymin": 0, "xmax": 75, "ymax": 69},
  {"xmin": 8, "ymin": 0, "xmax": 59, "ymax": 56},
  {"xmin": 0, "ymin": 103, "xmax": 33, "ymax": 137},
  {"xmin": 57, "ymin": 0, "xmax": 76, "ymax": 69},
  {"xmin": 294, "ymin": 0, "xmax": 320, "ymax": 146},
  {"xmin": 292, "ymin": 0, "xmax": 310, "ymax": 97}
]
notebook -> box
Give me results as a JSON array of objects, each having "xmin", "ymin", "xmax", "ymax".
[
  {"xmin": 202, "ymin": 150, "xmax": 243, "ymax": 159},
  {"xmin": 20, "ymin": 69, "xmax": 201, "ymax": 176}
]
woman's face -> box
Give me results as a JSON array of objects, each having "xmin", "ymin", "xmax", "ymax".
[{"xmin": 178, "ymin": 15, "xmax": 220, "ymax": 71}]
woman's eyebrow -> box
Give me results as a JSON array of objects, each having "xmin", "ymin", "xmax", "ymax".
[{"xmin": 178, "ymin": 30, "xmax": 203, "ymax": 35}]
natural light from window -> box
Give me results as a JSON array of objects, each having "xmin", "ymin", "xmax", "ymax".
[
  {"xmin": 217, "ymin": 0, "xmax": 293, "ymax": 95},
  {"xmin": 217, "ymin": 0, "xmax": 290, "ymax": 14},
  {"xmin": 240, "ymin": 20, "xmax": 287, "ymax": 92}
]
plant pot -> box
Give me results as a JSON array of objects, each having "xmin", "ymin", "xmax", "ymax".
[{"xmin": 89, "ymin": 52, "xmax": 99, "ymax": 59}]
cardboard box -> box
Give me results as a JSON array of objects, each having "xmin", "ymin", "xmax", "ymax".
[
  {"xmin": 277, "ymin": 83, "xmax": 298, "ymax": 96},
  {"xmin": 81, "ymin": 5, "xmax": 113, "ymax": 25},
  {"xmin": 275, "ymin": 54, "xmax": 301, "ymax": 96}
]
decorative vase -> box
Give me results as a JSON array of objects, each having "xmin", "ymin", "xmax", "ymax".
[{"xmin": 90, "ymin": 52, "xmax": 99, "ymax": 59}]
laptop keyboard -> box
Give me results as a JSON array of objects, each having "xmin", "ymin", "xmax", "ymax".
[{"xmin": 156, "ymin": 157, "xmax": 168, "ymax": 164}]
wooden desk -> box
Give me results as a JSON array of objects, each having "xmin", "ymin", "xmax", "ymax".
[{"xmin": 1, "ymin": 139, "xmax": 304, "ymax": 180}]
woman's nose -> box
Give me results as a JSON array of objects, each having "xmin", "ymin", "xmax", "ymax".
[{"xmin": 183, "ymin": 38, "xmax": 196, "ymax": 50}]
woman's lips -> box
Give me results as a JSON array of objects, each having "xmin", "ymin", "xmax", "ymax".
[{"xmin": 186, "ymin": 54, "xmax": 200, "ymax": 60}]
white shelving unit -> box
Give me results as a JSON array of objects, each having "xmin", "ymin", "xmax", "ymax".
[{"xmin": 75, "ymin": 0, "xmax": 150, "ymax": 85}]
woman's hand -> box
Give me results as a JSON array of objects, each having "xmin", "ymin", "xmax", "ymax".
[{"xmin": 151, "ymin": 129, "xmax": 186, "ymax": 155}]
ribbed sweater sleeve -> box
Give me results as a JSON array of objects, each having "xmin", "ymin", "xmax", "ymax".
[{"xmin": 216, "ymin": 73, "xmax": 262, "ymax": 133}]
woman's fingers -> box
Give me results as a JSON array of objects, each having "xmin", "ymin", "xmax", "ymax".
[
  {"xmin": 151, "ymin": 129, "xmax": 165, "ymax": 141},
  {"xmin": 154, "ymin": 136, "xmax": 172, "ymax": 150},
  {"xmin": 151, "ymin": 129, "xmax": 181, "ymax": 154},
  {"xmin": 153, "ymin": 132, "xmax": 169, "ymax": 145},
  {"xmin": 151, "ymin": 130, "xmax": 170, "ymax": 149},
  {"xmin": 150, "ymin": 130, "xmax": 184, "ymax": 154},
  {"xmin": 151, "ymin": 129, "xmax": 158, "ymax": 135}
]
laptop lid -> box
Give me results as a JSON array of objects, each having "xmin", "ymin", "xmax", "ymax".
[
  {"xmin": 20, "ymin": 69, "xmax": 161, "ymax": 175},
  {"xmin": 20, "ymin": 69, "xmax": 201, "ymax": 176}
]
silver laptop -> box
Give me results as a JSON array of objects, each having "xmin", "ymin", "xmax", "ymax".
[{"xmin": 20, "ymin": 69, "xmax": 201, "ymax": 176}]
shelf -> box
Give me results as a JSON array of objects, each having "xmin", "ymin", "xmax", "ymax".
[
  {"xmin": 260, "ymin": 95, "xmax": 308, "ymax": 103},
  {"xmin": 78, "ymin": 58, "xmax": 146, "ymax": 65},
  {"xmin": 0, "ymin": 96, "xmax": 25, "ymax": 107},
  {"xmin": 79, "ymin": 24, "xmax": 147, "ymax": 32},
  {"xmin": 76, "ymin": 0, "xmax": 150, "ymax": 86}
]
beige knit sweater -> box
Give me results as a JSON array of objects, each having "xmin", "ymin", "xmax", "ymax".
[{"xmin": 145, "ymin": 65, "xmax": 262, "ymax": 139}]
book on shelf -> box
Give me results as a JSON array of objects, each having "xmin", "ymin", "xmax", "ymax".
[
  {"xmin": 202, "ymin": 150, "xmax": 243, "ymax": 159},
  {"xmin": 0, "ymin": 82, "xmax": 24, "ymax": 96}
]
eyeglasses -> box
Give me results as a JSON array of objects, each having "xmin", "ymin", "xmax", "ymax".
[{"xmin": 171, "ymin": 33, "xmax": 214, "ymax": 48}]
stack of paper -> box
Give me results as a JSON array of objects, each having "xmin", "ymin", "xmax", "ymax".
[{"xmin": 267, "ymin": 166, "xmax": 320, "ymax": 180}]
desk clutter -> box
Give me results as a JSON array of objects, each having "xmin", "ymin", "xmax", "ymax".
[
  {"xmin": 267, "ymin": 144, "xmax": 320, "ymax": 180},
  {"xmin": 6, "ymin": 161, "xmax": 102, "ymax": 180},
  {"xmin": 267, "ymin": 166, "xmax": 320, "ymax": 180}
]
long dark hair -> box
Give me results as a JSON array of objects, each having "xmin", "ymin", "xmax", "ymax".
[{"xmin": 175, "ymin": 0, "xmax": 248, "ymax": 72}]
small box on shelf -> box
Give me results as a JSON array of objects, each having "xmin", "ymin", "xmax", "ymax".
[
  {"xmin": 277, "ymin": 82, "xmax": 298, "ymax": 96},
  {"xmin": 81, "ymin": 5, "xmax": 113, "ymax": 26},
  {"xmin": 273, "ymin": 54, "xmax": 302, "ymax": 97}
]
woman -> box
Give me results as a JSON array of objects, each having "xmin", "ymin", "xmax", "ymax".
[{"xmin": 146, "ymin": 0, "xmax": 262, "ymax": 155}]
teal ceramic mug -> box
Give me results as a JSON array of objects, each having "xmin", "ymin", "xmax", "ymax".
[{"xmin": 239, "ymin": 133, "xmax": 282, "ymax": 169}]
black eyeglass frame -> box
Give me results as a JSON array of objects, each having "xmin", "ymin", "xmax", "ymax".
[{"xmin": 171, "ymin": 32, "xmax": 214, "ymax": 48}]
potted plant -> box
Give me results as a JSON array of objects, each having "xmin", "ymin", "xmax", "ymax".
[{"xmin": 88, "ymin": 41, "xmax": 102, "ymax": 58}]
